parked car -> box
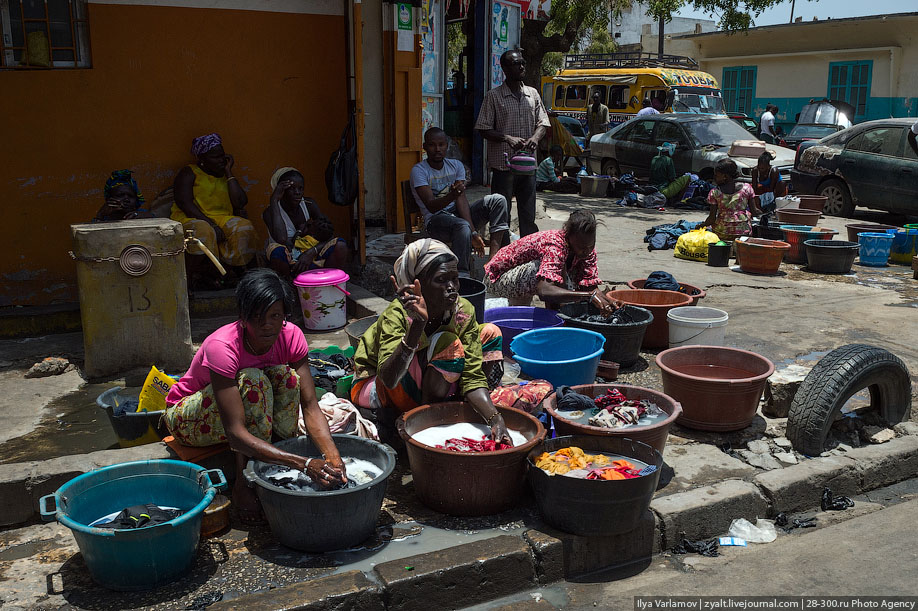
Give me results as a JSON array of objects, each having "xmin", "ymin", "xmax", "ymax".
[
  {"xmin": 782, "ymin": 123, "xmax": 843, "ymax": 150},
  {"xmin": 729, "ymin": 112, "xmax": 759, "ymax": 136},
  {"xmin": 790, "ymin": 117, "xmax": 918, "ymax": 217},
  {"xmin": 587, "ymin": 114, "xmax": 796, "ymax": 183}
]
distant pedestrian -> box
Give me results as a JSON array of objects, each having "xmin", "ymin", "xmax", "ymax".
[
  {"xmin": 587, "ymin": 91, "xmax": 610, "ymax": 138},
  {"xmin": 536, "ymin": 145, "xmax": 579, "ymax": 193},
  {"xmin": 760, "ymin": 104, "xmax": 777, "ymax": 144},
  {"xmin": 908, "ymin": 120, "xmax": 918, "ymax": 157},
  {"xmin": 636, "ymin": 99, "xmax": 659, "ymax": 117},
  {"xmin": 475, "ymin": 49, "xmax": 550, "ymax": 238}
]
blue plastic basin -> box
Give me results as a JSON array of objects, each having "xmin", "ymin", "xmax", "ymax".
[
  {"xmin": 40, "ymin": 460, "xmax": 226, "ymax": 591},
  {"xmin": 858, "ymin": 232, "xmax": 895, "ymax": 267},
  {"xmin": 484, "ymin": 306, "xmax": 563, "ymax": 358},
  {"xmin": 510, "ymin": 327, "xmax": 605, "ymax": 387}
]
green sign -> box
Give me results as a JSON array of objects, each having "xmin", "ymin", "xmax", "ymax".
[{"xmin": 397, "ymin": 3, "xmax": 412, "ymax": 30}]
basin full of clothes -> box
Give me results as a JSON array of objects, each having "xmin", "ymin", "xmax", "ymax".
[
  {"xmin": 533, "ymin": 446, "xmax": 656, "ymax": 480},
  {"xmin": 553, "ymin": 385, "xmax": 667, "ymax": 430},
  {"xmin": 261, "ymin": 456, "xmax": 384, "ymax": 492}
]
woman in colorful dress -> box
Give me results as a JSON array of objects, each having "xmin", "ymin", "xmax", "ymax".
[
  {"xmin": 704, "ymin": 158, "xmax": 759, "ymax": 242},
  {"xmin": 92, "ymin": 169, "xmax": 152, "ymax": 222},
  {"xmin": 483, "ymin": 209, "xmax": 615, "ymax": 310},
  {"xmin": 164, "ymin": 269, "xmax": 345, "ymax": 521},
  {"xmin": 350, "ymin": 239, "xmax": 510, "ymax": 444},
  {"xmin": 171, "ymin": 133, "xmax": 258, "ymax": 288}
]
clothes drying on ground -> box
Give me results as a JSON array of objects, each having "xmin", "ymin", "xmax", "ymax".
[{"xmin": 644, "ymin": 220, "xmax": 702, "ymax": 251}]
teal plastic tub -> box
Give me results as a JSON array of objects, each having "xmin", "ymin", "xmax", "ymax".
[
  {"xmin": 858, "ymin": 232, "xmax": 895, "ymax": 267},
  {"xmin": 40, "ymin": 460, "xmax": 226, "ymax": 591},
  {"xmin": 510, "ymin": 327, "xmax": 605, "ymax": 387}
]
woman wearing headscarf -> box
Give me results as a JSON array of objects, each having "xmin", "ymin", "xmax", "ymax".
[
  {"xmin": 350, "ymin": 239, "xmax": 509, "ymax": 444},
  {"xmin": 164, "ymin": 268, "xmax": 346, "ymax": 522},
  {"xmin": 171, "ymin": 133, "xmax": 258, "ymax": 286},
  {"xmin": 263, "ymin": 167, "xmax": 349, "ymax": 277},
  {"xmin": 92, "ymin": 170, "xmax": 152, "ymax": 222}
]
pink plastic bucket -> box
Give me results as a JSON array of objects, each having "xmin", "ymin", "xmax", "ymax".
[{"xmin": 293, "ymin": 269, "xmax": 350, "ymax": 331}]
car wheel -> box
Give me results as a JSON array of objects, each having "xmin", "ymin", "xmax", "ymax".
[
  {"xmin": 819, "ymin": 178, "xmax": 854, "ymax": 217},
  {"xmin": 601, "ymin": 159, "xmax": 620, "ymax": 178}
]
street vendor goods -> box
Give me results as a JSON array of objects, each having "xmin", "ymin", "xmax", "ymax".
[{"xmin": 534, "ymin": 446, "xmax": 652, "ymax": 479}]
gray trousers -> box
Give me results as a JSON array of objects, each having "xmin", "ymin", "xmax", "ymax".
[
  {"xmin": 490, "ymin": 169, "xmax": 538, "ymax": 237},
  {"xmin": 425, "ymin": 194, "xmax": 509, "ymax": 275}
]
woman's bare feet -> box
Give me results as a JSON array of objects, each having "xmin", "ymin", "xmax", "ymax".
[{"xmin": 233, "ymin": 475, "xmax": 264, "ymax": 524}]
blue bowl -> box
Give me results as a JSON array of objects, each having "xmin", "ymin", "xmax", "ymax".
[
  {"xmin": 484, "ymin": 306, "xmax": 563, "ymax": 358},
  {"xmin": 510, "ymin": 327, "xmax": 605, "ymax": 387},
  {"xmin": 858, "ymin": 232, "xmax": 895, "ymax": 267}
]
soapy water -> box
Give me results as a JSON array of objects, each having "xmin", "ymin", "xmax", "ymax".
[
  {"xmin": 261, "ymin": 457, "xmax": 383, "ymax": 492},
  {"xmin": 410, "ymin": 422, "xmax": 528, "ymax": 449}
]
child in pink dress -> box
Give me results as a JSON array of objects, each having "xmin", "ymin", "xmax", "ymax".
[{"xmin": 704, "ymin": 158, "xmax": 760, "ymax": 242}]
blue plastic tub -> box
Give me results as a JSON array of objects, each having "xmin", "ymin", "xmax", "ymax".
[
  {"xmin": 510, "ymin": 327, "xmax": 605, "ymax": 387},
  {"xmin": 40, "ymin": 460, "xmax": 226, "ymax": 591},
  {"xmin": 889, "ymin": 227, "xmax": 918, "ymax": 264},
  {"xmin": 858, "ymin": 232, "xmax": 895, "ymax": 267},
  {"xmin": 484, "ymin": 306, "xmax": 563, "ymax": 358}
]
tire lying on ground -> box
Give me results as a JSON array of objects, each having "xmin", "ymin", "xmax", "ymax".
[{"xmin": 786, "ymin": 344, "xmax": 912, "ymax": 456}]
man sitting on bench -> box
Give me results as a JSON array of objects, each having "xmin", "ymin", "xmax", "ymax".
[{"xmin": 409, "ymin": 128, "xmax": 509, "ymax": 276}]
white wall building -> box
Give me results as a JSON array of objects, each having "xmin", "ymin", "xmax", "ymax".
[{"xmin": 610, "ymin": 1, "xmax": 715, "ymax": 47}]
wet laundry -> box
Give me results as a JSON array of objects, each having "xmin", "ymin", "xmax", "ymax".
[
  {"xmin": 775, "ymin": 512, "xmax": 817, "ymax": 532},
  {"xmin": 534, "ymin": 447, "xmax": 649, "ymax": 480},
  {"xmin": 437, "ymin": 436, "xmax": 512, "ymax": 452},
  {"xmin": 571, "ymin": 305, "xmax": 637, "ymax": 324},
  {"xmin": 309, "ymin": 353, "xmax": 353, "ymax": 393},
  {"xmin": 588, "ymin": 388, "xmax": 665, "ymax": 429},
  {"xmin": 556, "ymin": 385, "xmax": 595, "ymax": 412},
  {"xmin": 90, "ymin": 504, "xmax": 185, "ymax": 529},
  {"xmin": 821, "ymin": 487, "xmax": 855, "ymax": 511},
  {"xmin": 261, "ymin": 457, "xmax": 382, "ymax": 492},
  {"xmin": 672, "ymin": 537, "xmax": 719, "ymax": 557},
  {"xmin": 411, "ymin": 423, "xmax": 528, "ymax": 448}
]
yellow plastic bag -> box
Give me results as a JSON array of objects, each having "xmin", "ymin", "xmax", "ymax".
[
  {"xmin": 138, "ymin": 366, "xmax": 177, "ymax": 413},
  {"xmin": 674, "ymin": 228, "xmax": 720, "ymax": 263}
]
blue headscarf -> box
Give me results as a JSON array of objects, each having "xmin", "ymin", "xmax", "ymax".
[{"xmin": 104, "ymin": 169, "xmax": 145, "ymax": 205}]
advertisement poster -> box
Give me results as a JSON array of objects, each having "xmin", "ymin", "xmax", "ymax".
[
  {"xmin": 490, "ymin": 0, "xmax": 520, "ymax": 89},
  {"xmin": 421, "ymin": 0, "xmax": 443, "ymax": 130}
]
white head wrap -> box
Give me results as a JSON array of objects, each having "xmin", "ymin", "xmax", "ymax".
[{"xmin": 393, "ymin": 239, "xmax": 457, "ymax": 287}]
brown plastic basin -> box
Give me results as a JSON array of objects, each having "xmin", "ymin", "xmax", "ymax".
[
  {"xmin": 542, "ymin": 383, "xmax": 682, "ymax": 453},
  {"xmin": 625, "ymin": 279, "xmax": 707, "ymax": 305},
  {"xmin": 776, "ymin": 207, "xmax": 821, "ymax": 227},
  {"xmin": 795, "ymin": 195, "xmax": 827, "ymax": 213},
  {"xmin": 845, "ymin": 223, "xmax": 899, "ymax": 243},
  {"xmin": 605, "ymin": 289, "xmax": 693, "ymax": 349},
  {"xmin": 397, "ymin": 402, "xmax": 546, "ymax": 516},
  {"xmin": 656, "ymin": 346, "xmax": 774, "ymax": 432},
  {"xmin": 734, "ymin": 237, "xmax": 790, "ymax": 275}
]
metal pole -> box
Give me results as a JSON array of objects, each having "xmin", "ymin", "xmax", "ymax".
[
  {"xmin": 658, "ymin": 16, "xmax": 664, "ymax": 59},
  {"xmin": 789, "ymin": 0, "xmax": 796, "ymax": 23}
]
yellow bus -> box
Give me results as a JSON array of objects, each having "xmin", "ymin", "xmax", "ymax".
[{"xmin": 540, "ymin": 53, "xmax": 724, "ymax": 131}]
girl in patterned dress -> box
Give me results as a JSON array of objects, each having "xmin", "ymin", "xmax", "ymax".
[{"xmin": 704, "ymin": 158, "xmax": 758, "ymax": 242}]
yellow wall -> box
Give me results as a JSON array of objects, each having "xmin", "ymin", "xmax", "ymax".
[{"xmin": 0, "ymin": 2, "xmax": 348, "ymax": 307}]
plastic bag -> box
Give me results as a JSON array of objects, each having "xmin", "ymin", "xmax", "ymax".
[
  {"xmin": 138, "ymin": 366, "xmax": 177, "ymax": 413},
  {"xmin": 727, "ymin": 518, "xmax": 777, "ymax": 543},
  {"xmin": 674, "ymin": 228, "xmax": 720, "ymax": 262}
]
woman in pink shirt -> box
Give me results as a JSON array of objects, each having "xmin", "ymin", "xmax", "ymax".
[{"xmin": 164, "ymin": 269, "xmax": 345, "ymax": 522}]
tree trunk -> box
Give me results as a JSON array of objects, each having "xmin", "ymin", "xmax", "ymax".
[{"xmin": 520, "ymin": 17, "xmax": 585, "ymax": 90}]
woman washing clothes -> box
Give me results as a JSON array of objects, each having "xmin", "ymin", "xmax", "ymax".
[
  {"xmin": 750, "ymin": 151, "xmax": 787, "ymax": 214},
  {"xmin": 704, "ymin": 158, "xmax": 759, "ymax": 242},
  {"xmin": 350, "ymin": 239, "xmax": 510, "ymax": 444},
  {"xmin": 164, "ymin": 269, "xmax": 346, "ymax": 522},
  {"xmin": 171, "ymin": 133, "xmax": 258, "ymax": 289},
  {"xmin": 92, "ymin": 170, "xmax": 153, "ymax": 222},
  {"xmin": 484, "ymin": 210, "xmax": 616, "ymax": 311},
  {"xmin": 264, "ymin": 167, "xmax": 349, "ymax": 277}
]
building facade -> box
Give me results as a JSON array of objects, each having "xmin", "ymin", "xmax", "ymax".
[{"xmin": 610, "ymin": 1, "xmax": 714, "ymax": 47}]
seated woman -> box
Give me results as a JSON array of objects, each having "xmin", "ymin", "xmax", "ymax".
[
  {"xmin": 171, "ymin": 133, "xmax": 258, "ymax": 287},
  {"xmin": 484, "ymin": 210, "xmax": 615, "ymax": 310},
  {"xmin": 264, "ymin": 167, "xmax": 349, "ymax": 277},
  {"xmin": 650, "ymin": 142, "xmax": 691, "ymax": 202},
  {"xmin": 164, "ymin": 269, "xmax": 346, "ymax": 521},
  {"xmin": 751, "ymin": 151, "xmax": 787, "ymax": 214},
  {"xmin": 92, "ymin": 170, "xmax": 153, "ymax": 222},
  {"xmin": 704, "ymin": 158, "xmax": 759, "ymax": 242},
  {"xmin": 350, "ymin": 239, "xmax": 509, "ymax": 444}
]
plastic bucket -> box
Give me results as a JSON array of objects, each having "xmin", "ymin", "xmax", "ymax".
[
  {"xmin": 779, "ymin": 225, "xmax": 838, "ymax": 264},
  {"xmin": 97, "ymin": 387, "xmax": 169, "ymax": 448},
  {"xmin": 580, "ymin": 176, "xmax": 610, "ymax": 197},
  {"xmin": 858, "ymin": 232, "xmax": 895, "ymax": 267},
  {"xmin": 707, "ymin": 242, "xmax": 732, "ymax": 267},
  {"xmin": 845, "ymin": 223, "xmax": 898, "ymax": 242},
  {"xmin": 483, "ymin": 306, "xmax": 563, "ymax": 358},
  {"xmin": 527, "ymin": 435, "xmax": 662, "ymax": 536},
  {"xmin": 605, "ymin": 289, "xmax": 694, "ymax": 350},
  {"xmin": 804, "ymin": 239, "xmax": 858, "ymax": 274},
  {"xmin": 666, "ymin": 306, "xmax": 728, "ymax": 348},
  {"xmin": 890, "ymin": 227, "xmax": 918, "ymax": 264},
  {"xmin": 293, "ymin": 269, "xmax": 350, "ymax": 331},
  {"xmin": 556, "ymin": 302, "xmax": 653, "ymax": 368},
  {"xmin": 510, "ymin": 327, "xmax": 605, "ymax": 387},
  {"xmin": 39, "ymin": 460, "xmax": 226, "ymax": 591},
  {"xmin": 345, "ymin": 315, "xmax": 378, "ymax": 349},
  {"xmin": 243, "ymin": 435, "xmax": 395, "ymax": 552},
  {"xmin": 458, "ymin": 277, "xmax": 486, "ymax": 324}
]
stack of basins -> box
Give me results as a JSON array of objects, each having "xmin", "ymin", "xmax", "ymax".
[{"xmin": 779, "ymin": 225, "xmax": 838, "ymax": 265}]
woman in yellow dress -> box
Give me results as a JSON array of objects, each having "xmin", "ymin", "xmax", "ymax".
[{"xmin": 171, "ymin": 133, "xmax": 258, "ymax": 288}]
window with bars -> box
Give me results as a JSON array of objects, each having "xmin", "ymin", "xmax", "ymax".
[
  {"xmin": 828, "ymin": 60, "xmax": 872, "ymax": 120},
  {"xmin": 0, "ymin": 0, "xmax": 90, "ymax": 69},
  {"xmin": 721, "ymin": 66, "xmax": 756, "ymax": 115}
]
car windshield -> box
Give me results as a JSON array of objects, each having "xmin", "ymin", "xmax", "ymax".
[
  {"xmin": 789, "ymin": 124, "xmax": 838, "ymax": 139},
  {"xmin": 670, "ymin": 88, "xmax": 725, "ymax": 115},
  {"xmin": 683, "ymin": 118, "xmax": 757, "ymax": 147},
  {"xmin": 560, "ymin": 118, "xmax": 585, "ymax": 138}
]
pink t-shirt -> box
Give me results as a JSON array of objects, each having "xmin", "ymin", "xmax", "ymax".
[{"xmin": 166, "ymin": 322, "xmax": 309, "ymax": 405}]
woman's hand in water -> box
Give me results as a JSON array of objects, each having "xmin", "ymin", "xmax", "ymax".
[
  {"xmin": 303, "ymin": 457, "xmax": 347, "ymax": 489},
  {"xmin": 490, "ymin": 413, "xmax": 513, "ymax": 447},
  {"xmin": 590, "ymin": 288, "xmax": 618, "ymax": 316},
  {"xmin": 391, "ymin": 276, "xmax": 428, "ymax": 324}
]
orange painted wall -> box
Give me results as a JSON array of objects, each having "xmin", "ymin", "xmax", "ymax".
[{"xmin": 0, "ymin": 3, "xmax": 348, "ymax": 307}]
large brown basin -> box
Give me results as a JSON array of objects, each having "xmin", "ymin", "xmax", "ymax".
[{"xmin": 605, "ymin": 289, "xmax": 693, "ymax": 349}]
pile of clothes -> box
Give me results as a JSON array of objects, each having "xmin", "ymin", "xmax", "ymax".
[
  {"xmin": 436, "ymin": 436, "xmax": 512, "ymax": 453},
  {"xmin": 555, "ymin": 386, "xmax": 665, "ymax": 430},
  {"xmin": 534, "ymin": 447, "xmax": 652, "ymax": 480},
  {"xmin": 309, "ymin": 353, "xmax": 352, "ymax": 393},
  {"xmin": 644, "ymin": 220, "xmax": 703, "ymax": 251}
]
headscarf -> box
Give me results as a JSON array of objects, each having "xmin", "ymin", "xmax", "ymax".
[
  {"xmin": 103, "ymin": 169, "xmax": 145, "ymax": 205},
  {"xmin": 657, "ymin": 142, "xmax": 676, "ymax": 156},
  {"xmin": 270, "ymin": 166, "xmax": 302, "ymax": 190},
  {"xmin": 393, "ymin": 239, "xmax": 457, "ymax": 287},
  {"xmin": 190, "ymin": 133, "xmax": 222, "ymax": 157}
]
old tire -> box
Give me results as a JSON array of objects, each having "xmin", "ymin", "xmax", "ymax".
[
  {"xmin": 786, "ymin": 344, "xmax": 911, "ymax": 456},
  {"xmin": 819, "ymin": 178, "xmax": 855, "ymax": 217}
]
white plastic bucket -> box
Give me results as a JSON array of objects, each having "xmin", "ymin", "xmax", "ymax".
[
  {"xmin": 293, "ymin": 269, "xmax": 350, "ymax": 331},
  {"xmin": 667, "ymin": 306, "xmax": 728, "ymax": 348}
]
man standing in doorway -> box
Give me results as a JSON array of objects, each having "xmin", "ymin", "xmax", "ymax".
[
  {"xmin": 475, "ymin": 49, "xmax": 550, "ymax": 238},
  {"xmin": 587, "ymin": 91, "xmax": 610, "ymax": 139},
  {"xmin": 760, "ymin": 104, "xmax": 777, "ymax": 144}
]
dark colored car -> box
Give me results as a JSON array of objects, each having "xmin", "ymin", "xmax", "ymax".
[
  {"xmin": 790, "ymin": 118, "xmax": 918, "ymax": 217},
  {"xmin": 782, "ymin": 123, "xmax": 843, "ymax": 150},
  {"xmin": 729, "ymin": 112, "xmax": 759, "ymax": 136}
]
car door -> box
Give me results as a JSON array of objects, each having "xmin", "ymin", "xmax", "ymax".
[
  {"xmin": 840, "ymin": 126, "xmax": 903, "ymax": 210},
  {"xmin": 653, "ymin": 120, "xmax": 693, "ymax": 175},
  {"xmin": 891, "ymin": 128, "xmax": 918, "ymax": 214},
  {"xmin": 617, "ymin": 119, "xmax": 658, "ymax": 176}
]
